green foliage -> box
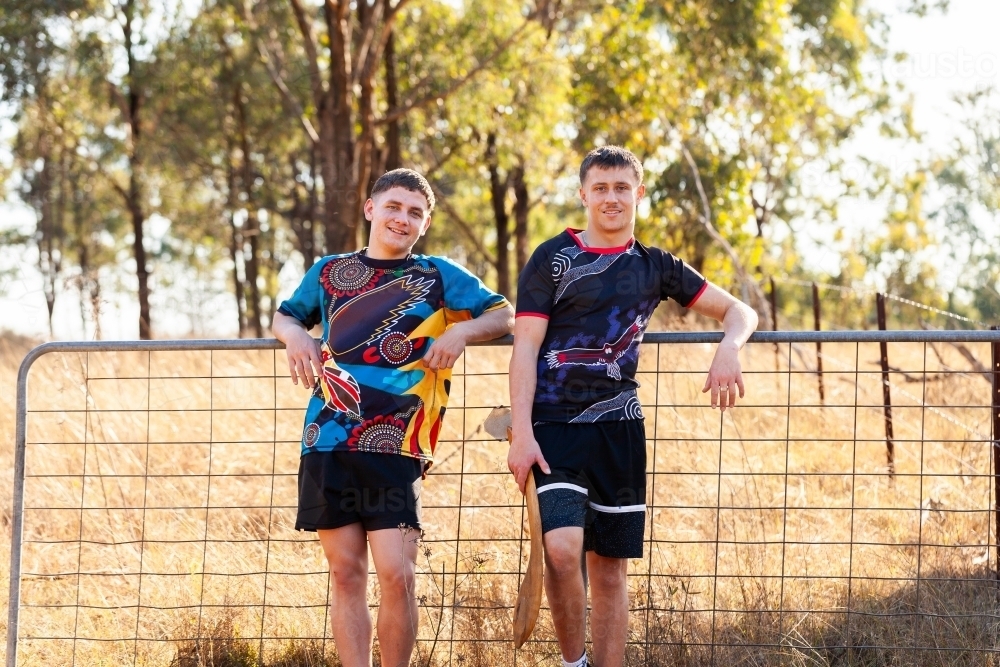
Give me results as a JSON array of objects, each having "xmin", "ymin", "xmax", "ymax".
[
  {"xmin": 0, "ymin": 0, "xmax": 93, "ymax": 103},
  {"xmin": 0, "ymin": 0, "xmax": 967, "ymax": 334},
  {"xmin": 567, "ymin": 0, "xmax": 880, "ymax": 304}
]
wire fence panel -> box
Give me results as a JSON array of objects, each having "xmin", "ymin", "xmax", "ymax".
[{"xmin": 8, "ymin": 332, "xmax": 1000, "ymax": 666}]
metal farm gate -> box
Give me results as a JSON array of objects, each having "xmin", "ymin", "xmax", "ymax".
[{"xmin": 7, "ymin": 331, "xmax": 1000, "ymax": 666}]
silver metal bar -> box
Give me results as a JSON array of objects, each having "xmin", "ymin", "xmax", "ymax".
[
  {"xmin": 8, "ymin": 343, "xmax": 53, "ymax": 666},
  {"xmin": 8, "ymin": 328, "xmax": 1000, "ymax": 358}
]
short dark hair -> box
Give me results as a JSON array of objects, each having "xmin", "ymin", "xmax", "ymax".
[
  {"xmin": 579, "ymin": 145, "xmax": 643, "ymax": 185},
  {"xmin": 371, "ymin": 168, "xmax": 436, "ymax": 212}
]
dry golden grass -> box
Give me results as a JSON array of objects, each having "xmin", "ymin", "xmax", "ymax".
[{"xmin": 2, "ymin": 332, "xmax": 999, "ymax": 666}]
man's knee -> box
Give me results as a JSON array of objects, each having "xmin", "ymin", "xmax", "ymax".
[
  {"xmin": 544, "ymin": 531, "xmax": 584, "ymax": 578},
  {"xmin": 330, "ymin": 560, "xmax": 368, "ymax": 593},
  {"xmin": 377, "ymin": 562, "xmax": 416, "ymax": 597},
  {"xmin": 588, "ymin": 555, "xmax": 627, "ymax": 589}
]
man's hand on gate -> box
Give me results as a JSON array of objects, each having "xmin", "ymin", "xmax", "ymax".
[
  {"xmin": 702, "ymin": 339, "xmax": 745, "ymax": 412},
  {"xmin": 422, "ymin": 324, "xmax": 470, "ymax": 370},
  {"xmin": 507, "ymin": 429, "xmax": 551, "ymax": 494},
  {"xmin": 284, "ymin": 326, "xmax": 322, "ymax": 389},
  {"xmin": 424, "ymin": 306, "xmax": 514, "ymax": 371},
  {"xmin": 685, "ymin": 282, "xmax": 757, "ymax": 413}
]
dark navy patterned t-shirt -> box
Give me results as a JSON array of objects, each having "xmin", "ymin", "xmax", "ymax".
[{"xmin": 516, "ymin": 228, "xmax": 707, "ymax": 423}]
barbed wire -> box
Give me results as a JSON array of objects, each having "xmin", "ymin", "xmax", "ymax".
[{"xmin": 776, "ymin": 278, "xmax": 994, "ymax": 328}]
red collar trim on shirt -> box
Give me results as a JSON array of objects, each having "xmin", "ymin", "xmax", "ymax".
[{"xmin": 566, "ymin": 228, "xmax": 634, "ymax": 254}]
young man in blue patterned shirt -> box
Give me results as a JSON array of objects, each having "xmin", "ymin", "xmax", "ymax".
[{"xmin": 273, "ymin": 169, "xmax": 513, "ymax": 667}]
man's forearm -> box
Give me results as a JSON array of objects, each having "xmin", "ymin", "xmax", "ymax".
[
  {"xmin": 509, "ymin": 345, "xmax": 538, "ymax": 433},
  {"xmin": 456, "ymin": 304, "xmax": 515, "ymax": 342},
  {"xmin": 721, "ymin": 302, "xmax": 758, "ymax": 349}
]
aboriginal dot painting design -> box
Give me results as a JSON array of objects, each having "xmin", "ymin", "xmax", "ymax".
[
  {"xmin": 350, "ymin": 416, "xmax": 406, "ymax": 455},
  {"xmin": 303, "ymin": 423, "xmax": 321, "ymax": 447},
  {"xmin": 321, "ymin": 256, "xmax": 378, "ymax": 297},
  {"xmin": 380, "ymin": 332, "xmax": 413, "ymax": 364},
  {"xmin": 277, "ymin": 250, "xmax": 510, "ymax": 462}
]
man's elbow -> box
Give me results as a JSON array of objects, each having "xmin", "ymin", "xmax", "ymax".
[
  {"xmin": 272, "ymin": 312, "xmax": 308, "ymax": 341},
  {"xmin": 270, "ymin": 312, "xmax": 288, "ymax": 339},
  {"xmin": 501, "ymin": 304, "xmax": 515, "ymax": 334}
]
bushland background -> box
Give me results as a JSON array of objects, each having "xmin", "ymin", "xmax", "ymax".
[{"xmin": 1, "ymin": 0, "xmax": 999, "ymax": 341}]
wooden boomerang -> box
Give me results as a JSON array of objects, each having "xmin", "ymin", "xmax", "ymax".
[{"xmin": 508, "ymin": 425, "xmax": 543, "ymax": 649}]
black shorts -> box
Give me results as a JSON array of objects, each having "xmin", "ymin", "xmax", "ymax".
[
  {"xmin": 532, "ymin": 420, "xmax": 646, "ymax": 559},
  {"xmin": 296, "ymin": 450, "xmax": 424, "ymax": 532}
]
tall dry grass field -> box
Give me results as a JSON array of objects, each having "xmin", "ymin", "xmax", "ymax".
[{"xmin": 2, "ymin": 334, "xmax": 999, "ymax": 666}]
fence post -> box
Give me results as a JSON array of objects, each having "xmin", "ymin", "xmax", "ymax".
[
  {"xmin": 769, "ymin": 277, "xmax": 779, "ymax": 331},
  {"xmin": 991, "ymin": 325, "xmax": 999, "ymax": 585},
  {"xmin": 813, "ymin": 282, "xmax": 824, "ymax": 404},
  {"xmin": 769, "ymin": 278, "xmax": 779, "ymax": 370},
  {"xmin": 877, "ymin": 293, "xmax": 895, "ymax": 479}
]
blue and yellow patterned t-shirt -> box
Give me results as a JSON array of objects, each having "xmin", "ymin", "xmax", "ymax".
[{"xmin": 278, "ymin": 250, "xmax": 509, "ymax": 462}]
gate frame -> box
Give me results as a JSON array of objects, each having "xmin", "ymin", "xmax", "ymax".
[{"xmin": 8, "ymin": 330, "xmax": 1000, "ymax": 666}]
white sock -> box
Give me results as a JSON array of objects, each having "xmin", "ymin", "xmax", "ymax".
[{"xmin": 561, "ymin": 651, "xmax": 587, "ymax": 667}]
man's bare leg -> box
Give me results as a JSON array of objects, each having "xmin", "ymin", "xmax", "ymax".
[
  {"xmin": 318, "ymin": 524, "xmax": 372, "ymax": 667},
  {"xmin": 368, "ymin": 526, "xmax": 420, "ymax": 667},
  {"xmin": 543, "ymin": 526, "xmax": 588, "ymax": 663},
  {"xmin": 586, "ymin": 552, "xmax": 629, "ymax": 667}
]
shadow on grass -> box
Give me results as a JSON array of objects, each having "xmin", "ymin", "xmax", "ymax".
[
  {"xmin": 633, "ymin": 564, "xmax": 1000, "ymax": 667},
  {"xmin": 170, "ymin": 565, "xmax": 1000, "ymax": 666}
]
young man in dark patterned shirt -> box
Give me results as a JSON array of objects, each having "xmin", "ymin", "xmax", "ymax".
[
  {"xmin": 507, "ymin": 146, "xmax": 757, "ymax": 667},
  {"xmin": 273, "ymin": 169, "xmax": 513, "ymax": 667}
]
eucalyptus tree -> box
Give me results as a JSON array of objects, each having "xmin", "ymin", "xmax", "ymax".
[
  {"xmin": 566, "ymin": 0, "xmax": 896, "ymax": 323},
  {"xmin": 64, "ymin": 0, "xmax": 171, "ymax": 338},
  {"xmin": 239, "ymin": 0, "xmax": 567, "ymax": 256},
  {"xmin": 390, "ymin": 0, "xmax": 575, "ymax": 297},
  {"xmin": 12, "ymin": 0, "xmax": 189, "ymax": 338},
  {"xmin": 1, "ymin": 0, "xmax": 91, "ymax": 334},
  {"xmin": 155, "ymin": 0, "xmax": 307, "ymax": 336}
]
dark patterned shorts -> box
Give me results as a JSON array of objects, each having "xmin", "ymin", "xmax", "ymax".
[
  {"xmin": 296, "ymin": 450, "xmax": 423, "ymax": 532},
  {"xmin": 531, "ymin": 420, "xmax": 646, "ymax": 559}
]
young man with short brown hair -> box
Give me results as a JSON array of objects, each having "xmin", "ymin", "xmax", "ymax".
[
  {"xmin": 274, "ymin": 168, "xmax": 513, "ymax": 667},
  {"xmin": 508, "ymin": 146, "xmax": 758, "ymax": 667}
]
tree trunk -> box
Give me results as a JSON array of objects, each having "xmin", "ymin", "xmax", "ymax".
[
  {"xmin": 308, "ymin": 145, "xmax": 319, "ymax": 261},
  {"xmin": 285, "ymin": 152, "xmax": 317, "ymax": 272},
  {"xmin": 511, "ymin": 162, "xmax": 530, "ymax": 277},
  {"xmin": 227, "ymin": 137, "xmax": 247, "ymax": 337},
  {"xmin": 355, "ymin": 55, "xmax": 376, "ymax": 250},
  {"xmin": 71, "ymin": 156, "xmax": 90, "ymax": 337},
  {"xmin": 384, "ymin": 30, "xmax": 401, "ymax": 173},
  {"xmin": 123, "ymin": 0, "xmax": 151, "ymax": 339},
  {"xmin": 36, "ymin": 133, "xmax": 58, "ymax": 338},
  {"xmin": 323, "ymin": 0, "xmax": 359, "ymax": 254},
  {"xmin": 77, "ymin": 240, "xmax": 88, "ymax": 336},
  {"xmin": 263, "ymin": 229, "xmax": 283, "ymax": 328},
  {"xmin": 235, "ymin": 86, "xmax": 264, "ymax": 338},
  {"xmin": 487, "ymin": 133, "xmax": 510, "ymax": 297},
  {"xmin": 90, "ymin": 280, "xmax": 102, "ymax": 340},
  {"xmin": 128, "ymin": 183, "xmax": 150, "ymax": 339}
]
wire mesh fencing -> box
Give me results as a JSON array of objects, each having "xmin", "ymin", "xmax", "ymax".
[{"xmin": 7, "ymin": 331, "xmax": 1000, "ymax": 666}]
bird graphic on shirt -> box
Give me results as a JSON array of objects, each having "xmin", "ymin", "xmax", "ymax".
[
  {"xmin": 327, "ymin": 274, "xmax": 434, "ymax": 355},
  {"xmin": 544, "ymin": 316, "xmax": 646, "ymax": 381},
  {"xmin": 318, "ymin": 344, "xmax": 362, "ymax": 420}
]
